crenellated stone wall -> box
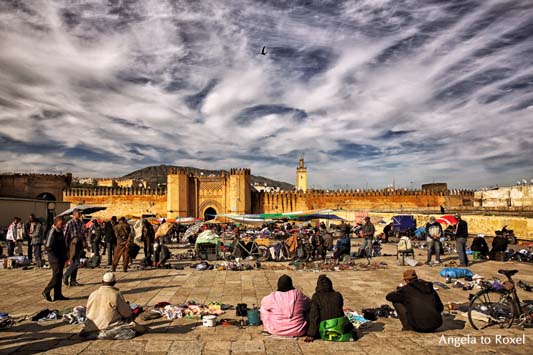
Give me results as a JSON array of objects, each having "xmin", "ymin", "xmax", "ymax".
[
  {"xmin": 252, "ymin": 189, "xmax": 474, "ymax": 213},
  {"xmin": 63, "ymin": 187, "xmax": 167, "ymax": 218}
]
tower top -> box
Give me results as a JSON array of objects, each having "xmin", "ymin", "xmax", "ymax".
[{"xmin": 298, "ymin": 154, "xmax": 306, "ymax": 169}]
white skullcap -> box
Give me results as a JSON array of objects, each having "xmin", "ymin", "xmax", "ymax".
[
  {"xmin": 102, "ymin": 272, "xmax": 116, "ymax": 283},
  {"xmin": 477, "ymin": 234, "xmax": 485, "ymax": 238}
]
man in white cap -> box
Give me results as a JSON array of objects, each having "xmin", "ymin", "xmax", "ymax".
[{"xmin": 80, "ymin": 272, "xmax": 146, "ymax": 339}]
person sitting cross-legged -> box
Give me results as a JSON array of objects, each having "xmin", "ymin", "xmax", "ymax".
[
  {"xmin": 304, "ymin": 275, "xmax": 355, "ymax": 342},
  {"xmin": 79, "ymin": 272, "xmax": 147, "ymax": 340},
  {"xmin": 260, "ymin": 275, "xmax": 310, "ymax": 337},
  {"xmin": 385, "ymin": 269, "xmax": 443, "ymax": 333}
]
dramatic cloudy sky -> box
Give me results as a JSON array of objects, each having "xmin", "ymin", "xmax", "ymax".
[{"xmin": 1, "ymin": 0, "xmax": 532, "ymax": 189}]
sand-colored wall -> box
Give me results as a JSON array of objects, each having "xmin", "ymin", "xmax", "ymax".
[
  {"xmin": 365, "ymin": 212, "xmax": 533, "ymax": 241},
  {"xmin": 63, "ymin": 188, "xmax": 167, "ymax": 218}
]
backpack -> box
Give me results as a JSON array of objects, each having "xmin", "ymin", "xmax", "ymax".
[
  {"xmin": 397, "ymin": 236, "xmax": 412, "ymax": 252},
  {"xmin": 319, "ymin": 317, "xmax": 352, "ymax": 342}
]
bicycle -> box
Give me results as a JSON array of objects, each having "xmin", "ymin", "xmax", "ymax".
[
  {"xmin": 223, "ymin": 235, "xmax": 269, "ymax": 262},
  {"xmin": 468, "ymin": 269, "xmax": 533, "ymax": 330}
]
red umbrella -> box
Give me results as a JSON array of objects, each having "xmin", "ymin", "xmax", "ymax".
[{"xmin": 437, "ymin": 215, "xmax": 457, "ymax": 225}]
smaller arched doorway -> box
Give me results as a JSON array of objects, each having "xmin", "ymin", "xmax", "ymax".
[
  {"xmin": 36, "ymin": 192, "xmax": 56, "ymax": 201},
  {"xmin": 204, "ymin": 207, "xmax": 217, "ymax": 221}
]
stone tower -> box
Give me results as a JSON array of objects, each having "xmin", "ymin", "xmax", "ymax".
[
  {"xmin": 229, "ymin": 168, "xmax": 252, "ymax": 214},
  {"xmin": 167, "ymin": 169, "xmax": 192, "ymax": 217},
  {"xmin": 296, "ymin": 154, "xmax": 308, "ymax": 192}
]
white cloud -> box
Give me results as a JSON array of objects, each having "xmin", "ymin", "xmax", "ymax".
[{"xmin": 0, "ymin": 0, "xmax": 532, "ymax": 189}]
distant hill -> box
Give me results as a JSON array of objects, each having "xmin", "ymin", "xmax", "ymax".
[{"xmin": 122, "ymin": 165, "xmax": 294, "ymax": 191}]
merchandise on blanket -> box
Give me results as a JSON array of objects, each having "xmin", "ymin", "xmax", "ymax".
[
  {"xmin": 518, "ymin": 280, "xmax": 533, "ymax": 292},
  {"xmin": 439, "ymin": 267, "xmax": 473, "ymax": 279},
  {"xmin": 63, "ymin": 306, "xmax": 87, "ymax": 324},
  {"xmin": 31, "ymin": 309, "xmax": 61, "ymax": 322},
  {"xmin": 154, "ymin": 301, "xmax": 171, "ymax": 309},
  {"xmin": 344, "ymin": 310, "xmax": 370, "ymax": 329},
  {"xmin": 7, "ymin": 256, "xmax": 30, "ymax": 268},
  {"xmin": 432, "ymin": 281, "xmax": 450, "ymax": 290}
]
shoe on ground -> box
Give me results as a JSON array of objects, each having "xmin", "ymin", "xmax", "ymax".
[
  {"xmin": 63, "ymin": 279, "xmax": 69, "ymax": 286},
  {"xmin": 434, "ymin": 261, "xmax": 440, "ymax": 265},
  {"xmin": 42, "ymin": 291, "xmax": 52, "ymax": 302},
  {"xmin": 70, "ymin": 281, "xmax": 83, "ymax": 287}
]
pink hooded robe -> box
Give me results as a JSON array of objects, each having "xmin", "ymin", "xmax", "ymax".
[{"xmin": 260, "ymin": 289, "xmax": 310, "ymax": 337}]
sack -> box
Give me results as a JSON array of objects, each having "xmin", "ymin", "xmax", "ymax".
[
  {"xmin": 439, "ymin": 267, "xmax": 473, "ymax": 279},
  {"xmin": 319, "ymin": 317, "xmax": 352, "ymax": 342},
  {"xmin": 397, "ymin": 237, "xmax": 412, "ymax": 252},
  {"xmin": 236, "ymin": 303, "xmax": 248, "ymax": 317}
]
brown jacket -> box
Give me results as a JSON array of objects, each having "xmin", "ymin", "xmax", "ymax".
[
  {"xmin": 82, "ymin": 285, "xmax": 132, "ymax": 333},
  {"xmin": 114, "ymin": 222, "xmax": 132, "ymax": 246}
]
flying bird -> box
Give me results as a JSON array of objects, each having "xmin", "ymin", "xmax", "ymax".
[{"xmin": 261, "ymin": 46, "xmax": 267, "ymax": 55}]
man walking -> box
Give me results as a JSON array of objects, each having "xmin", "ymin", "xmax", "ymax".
[
  {"xmin": 112, "ymin": 217, "xmax": 133, "ymax": 272},
  {"xmin": 42, "ymin": 216, "xmax": 69, "ymax": 302},
  {"xmin": 63, "ymin": 209, "xmax": 86, "ymax": 287},
  {"xmin": 454, "ymin": 214, "xmax": 469, "ymax": 266},
  {"xmin": 425, "ymin": 216, "xmax": 443, "ymax": 265},
  {"xmin": 28, "ymin": 214, "xmax": 44, "ymax": 267}
]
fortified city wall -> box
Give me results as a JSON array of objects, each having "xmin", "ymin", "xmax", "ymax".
[
  {"xmin": 63, "ymin": 187, "xmax": 167, "ymax": 218},
  {"xmin": 252, "ymin": 189, "xmax": 474, "ymax": 213},
  {"xmin": 0, "ymin": 173, "xmax": 72, "ymax": 202}
]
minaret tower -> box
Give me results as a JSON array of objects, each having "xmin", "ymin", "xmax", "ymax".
[{"xmin": 296, "ymin": 154, "xmax": 308, "ymax": 192}]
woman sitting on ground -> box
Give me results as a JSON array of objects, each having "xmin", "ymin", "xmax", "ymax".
[
  {"xmin": 305, "ymin": 275, "xmax": 355, "ymax": 342},
  {"xmin": 260, "ymin": 275, "xmax": 310, "ymax": 337}
]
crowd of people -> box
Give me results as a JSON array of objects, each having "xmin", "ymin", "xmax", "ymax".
[{"xmin": 0, "ymin": 209, "xmax": 523, "ymax": 343}]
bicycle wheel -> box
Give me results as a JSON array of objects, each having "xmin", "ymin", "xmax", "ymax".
[
  {"xmin": 468, "ymin": 290, "xmax": 516, "ymax": 330},
  {"xmin": 252, "ymin": 245, "xmax": 270, "ymax": 262}
]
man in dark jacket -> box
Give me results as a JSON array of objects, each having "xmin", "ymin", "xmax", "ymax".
[
  {"xmin": 454, "ymin": 214, "xmax": 469, "ymax": 266},
  {"xmin": 386, "ymin": 270, "xmax": 443, "ymax": 332},
  {"xmin": 142, "ymin": 219, "xmax": 155, "ymax": 266},
  {"xmin": 104, "ymin": 218, "xmax": 117, "ymax": 266},
  {"xmin": 333, "ymin": 228, "xmax": 351, "ymax": 262},
  {"xmin": 305, "ymin": 275, "xmax": 354, "ymax": 342},
  {"xmin": 42, "ymin": 216, "xmax": 69, "ymax": 302}
]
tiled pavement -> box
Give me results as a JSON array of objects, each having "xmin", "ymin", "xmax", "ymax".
[{"xmin": 0, "ymin": 243, "xmax": 531, "ymax": 354}]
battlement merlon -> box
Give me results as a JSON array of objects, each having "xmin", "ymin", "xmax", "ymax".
[{"xmin": 230, "ymin": 168, "xmax": 251, "ymax": 176}]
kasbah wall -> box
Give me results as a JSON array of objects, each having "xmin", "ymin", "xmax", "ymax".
[
  {"xmin": 60, "ymin": 167, "xmax": 533, "ymax": 241},
  {"xmin": 63, "ymin": 169, "xmax": 474, "ymax": 218}
]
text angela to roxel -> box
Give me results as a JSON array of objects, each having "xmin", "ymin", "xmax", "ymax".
[{"xmin": 439, "ymin": 334, "xmax": 526, "ymax": 347}]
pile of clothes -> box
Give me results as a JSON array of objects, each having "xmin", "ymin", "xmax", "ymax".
[
  {"xmin": 32, "ymin": 309, "xmax": 61, "ymax": 322},
  {"xmin": 63, "ymin": 306, "xmax": 87, "ymax": 324},
  {"xmin": 146, "ymin": 301, "xmax": 227, "ymax": 321}
]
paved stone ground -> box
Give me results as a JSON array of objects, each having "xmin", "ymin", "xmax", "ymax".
[{"xmin": 0, "ymin": 243, "xmax": 531, "ymax": 355}]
